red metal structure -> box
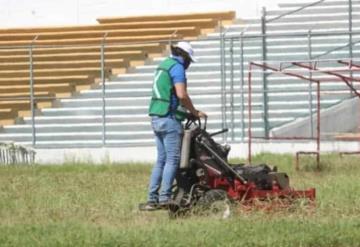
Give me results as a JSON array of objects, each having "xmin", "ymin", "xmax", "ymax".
[
  {"xmin": 247, "ymin": 59, "xmax": 360, "ymax": 169},
  {"xmin": 210, "ymin": 172, "xmax": 316, "ymax": 202}
]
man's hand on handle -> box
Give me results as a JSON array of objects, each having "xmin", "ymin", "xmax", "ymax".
[
  {"xmin": 195, "ymin": 110, "xmax": 207, "ymax": 119},
  {"xmin": 174, "ymin": 83, "xmax": 207, "ymax": 119}
]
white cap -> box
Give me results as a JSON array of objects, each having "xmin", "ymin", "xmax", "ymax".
[{"xmin": 174, "ymin": 41, "xmax": 197, "ymax": 62}]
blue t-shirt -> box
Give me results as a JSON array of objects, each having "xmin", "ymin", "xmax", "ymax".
[{"xmin": 168, "ymin": 56, "xmax": 186, "ymax": 112}]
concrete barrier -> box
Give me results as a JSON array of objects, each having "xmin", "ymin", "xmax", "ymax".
[{"xmin": 270, "ymin": 97, "xmax": 360, "ymax": 139}]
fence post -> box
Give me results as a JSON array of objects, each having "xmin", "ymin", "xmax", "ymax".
[
  {"xmin": 348, "ymin": 0, "xmax": 353, "ymax": 96},
  {"xmin": 307, "ymin": 30, "xmax": 314, "ymax": 138},
  {"xmin": 230, "ymin": 38, "xmax": 235, "ymax": 141},
  {"xmin": 261, "ymin": 7, "xmax": 269, "ymax": 138},
  {"xmin": 348, "ymin": 0, "xmax": 353, "ymax": 60},
  {"xmin": 168, "ymin": 30, "xmax": 178, "ymax": 53},
  {"xmin": 101, "ymin": 32, "xmax": 108, "ymax": 146},
  {"xmin": 29, "ymin": 35, "xmax": 38, "ymax": 147},
  {"xmin": 219, "ymin": 20, "xmax": 227, "ymax": 142},
  {"xmin": 240, "ymin": 33, "xmax": 245, "ymax": 142}
]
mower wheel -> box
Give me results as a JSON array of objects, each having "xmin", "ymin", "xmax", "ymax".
[
  {"xmin": 168, "ymin": 182, "xmax": 190, "ymax": 218},
  {"xmin": 195, "ymin": 189, "xmax": 232, "ymax": 219}
]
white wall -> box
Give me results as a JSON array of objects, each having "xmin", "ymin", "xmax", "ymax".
[
  {"xmin": 34, "ymin": 141, "xmax": 360, "ymax": 164},
  {"xmin": 0, "ymin": 0, "xmax": 309, "ymax": 28}
]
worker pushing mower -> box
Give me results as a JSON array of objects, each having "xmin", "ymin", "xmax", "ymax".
[{"xmin": 139, "ymin": 41, "xmax": 315, "ymax": 216}]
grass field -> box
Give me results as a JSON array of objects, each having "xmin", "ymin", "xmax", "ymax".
[{"xmin": 0, "ymin": 153, "xmax": 359, "ymax": 246}]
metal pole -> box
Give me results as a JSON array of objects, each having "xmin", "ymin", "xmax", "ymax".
[
  {"xmin": 168, "ymin": 30, "xmax": 178, "ymax": 54},
  {"xmin": 348, "ymin": 0, "xmax": 353, "ymax": 59},
  {"xmin": 240, "ymin": 34, "xmax": 245, "ymax": 142},
  {"xmin": 219, "ymin": 20, "xmax": 227, "ymax": 142},
  {"xmin": 348, "ymin": 0, "xmax": 353, "ymax": 96},
  {"xmin": 101, "ymin": 32, "xmax": 108, "ymax": 146},
  {"xmin": 230, "ymin": 38, "xmax": 235, "ymax": 141},
  {"xmin": 316, "ymin": 81, "xmax": 321, "ymax": 169},
  {"xmin": 261, "ymin": 7, "xmax": 269, "ymax": 138},
  {"xmin": 29, "ymin": 35, "xmax": 39, "ymax": 147},
  {"xmin": 248, "ymin": 63, "xmax": 253, "ymax": 164},
  {"xmin": 307, "ymin": 30, "xmax": 314, "ymax": 138}
]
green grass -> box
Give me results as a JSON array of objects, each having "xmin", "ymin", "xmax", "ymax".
[{"xmin": 0, "ymin": 154, "xmax": 359, "ymax": 246}]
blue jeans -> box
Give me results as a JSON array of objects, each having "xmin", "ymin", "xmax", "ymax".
[{"xmin": 148, "ymin": 116, "xmax": 183, "ymax": 203}]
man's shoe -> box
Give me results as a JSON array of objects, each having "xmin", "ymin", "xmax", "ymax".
[
  {"xmin": 139, "ymin": 201, "xmax": 158, "ymax": 211},
  {"xmin": 158, "ymin": 199, "xmax": 175, "ymax": 208}
]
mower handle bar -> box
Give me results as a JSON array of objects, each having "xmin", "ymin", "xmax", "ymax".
[
  {"xmin": 185, "ymin": 114, "xmax": 228, "ymax": 137},
  {"xmin": 209, "ymin": 128, "xmax": 229, "ymax": 137},
  {"xmin": 184, "ymin": 113, "xmax": 207, "ymax": 130}
]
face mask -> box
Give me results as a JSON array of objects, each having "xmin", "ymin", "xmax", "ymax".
[{"xmin": 183, "ymin": 56, "xmax": 191, "ymax": 70}]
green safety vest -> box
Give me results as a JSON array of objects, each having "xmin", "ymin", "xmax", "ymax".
[{"xmin": 148, "ymin": 57, "xmax": 187, "ymax": 121}]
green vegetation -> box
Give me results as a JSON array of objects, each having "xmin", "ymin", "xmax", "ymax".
[{"xmin": 0, "ymin": 154, "xmax": 359, "ymax": 246}]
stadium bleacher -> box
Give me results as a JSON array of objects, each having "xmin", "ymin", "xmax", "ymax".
[
  {"xmin": 0, "ymin": 11, "xmax": 234, "ymax": 126},
  {"xmin": 0, "ymin": 1, "xmax": 359, "ymax": 149}
]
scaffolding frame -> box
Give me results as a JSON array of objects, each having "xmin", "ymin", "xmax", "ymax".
[{"xmin": 247, "ymin": 59, "xmax": 360, "ymax": 169}]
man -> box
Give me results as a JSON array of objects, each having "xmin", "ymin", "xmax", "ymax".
[{"xmin": 144, "ymin": 41, "xmax": 207, "ymax": 209}]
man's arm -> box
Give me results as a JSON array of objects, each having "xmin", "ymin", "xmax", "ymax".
[{"xmin": 174, "ymin": 83, "xmax": 207, "ymax": 118}]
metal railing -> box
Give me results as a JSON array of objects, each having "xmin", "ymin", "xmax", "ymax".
[
  {"xmin": 267, "ymin": 0, "xmax": 326, "ymax": 23},
  {"xmin": 1, "ymin": 30, "xmax": 359, "ymax": 147},
  {"xmin": 259, "ymin": 0, "xmax": 353, "ymax": 137},
  {"xmin": 247, "ymin": 58, "xmax": 360, "ymax": 167},
  {"xmin": 0, "ymin": 143, "xmax": 36, "ymax": 164}
]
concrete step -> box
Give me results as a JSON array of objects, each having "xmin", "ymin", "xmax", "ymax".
[
  {"xmin": 74, "ymin": 82, "xmax": 356, "ymax": 99},
  {"xmin": 24, "ymin": 140, "xmax": 155, "ymax": 148},
  {"xmin": 87, "ymin": 80, "xmax": 358, "ymax": 99},
  {"xmin": 195, "ymin": 43, "xmax": 358, "ymax": 56},
  {"xmin": 267, "ymin": 5, "xmax": 360, "ymax": 16},
  {"xmin": 191, "ymin": 36, "xmax": 360, "ymax": 50},
  {"xmin": 3, "ymin": 122, "xmax": 152, "ymax": 133},
  {"xmin": 57, "ymin": 95, "xmax": 227, "ymax": 108},
  {"xmin": 130, "ymin": 48, "xmax": 358, "ymax": 73},
  {"xmin": 3, "ymin": 116, "xmax": 276, "ymax": 134},
  {"xmin": 33, "ymin": 95, "xmax": 342, "ymax": 118},
  {"xmin": 242, "ymin": 13, "xmax": 360, "ymax": 25},
  {"xmin": 55, "ymin": 91, "xmax": 346, "ymax": 110},
  {"xmin": 211, "ymin": 27, "xmax": 360, "ymax": 39},
  {"xmin": 278, "ymin": 0, "xmax": 359, "ymax": 9},
  {"xmin": 0, "ymin": 131, "xmax": 155, "ymax": 142},
  {"xmin": 103, "ymin": 79, "xmax": 231, "ymax": 90},
  {"xmin": 4, "ymin": 116, "xmax": 298, "ymax": 142},
  {"xmin": 223, "ymin": 20, "xmax": 360, "ymax": 34},
  {"xmin": 114, "ymin": 70, "xmax": 241, "ymax": 81},
  {"xmin": 0, "ymin": 119, "xmax": 263, "ymax": 137},
  {"xmin": 76, "ymin": 86, "xmax": 243, "ymax": 98},
  {"xmin": 90, "ymin": 76, "xmax": 359, "ymax": 94},
  {"xmin": 38, "ymin": 104, "xmax": 222, "ymax": 117},
  {"xmin": 113, "ymin": 62, "xmax": 358, "ymax": 83},
  {"xmin": 264, "ymin": 50, "xmax": 356, "ymax": 61},
  {"xmin": 148, "ymin": 49, "xmax": 357, "ymax": 66},
  {"xmin": 148, "ymin": 55, "xmax": 261, "ymax": 65},
  {"xmin": 3, "ymin": 127, "xmax": 265, "ymax": 148},
  {"xmin": 129, "ymin": 63, "xmax": 254, "ymax": 74},
  {"xmin": 39, "ymin": 101, "xmax": 230, "ymax": 115},
  {"xmin": 35, "ymin": 94, "xmax": 333, "ymax": 116}
]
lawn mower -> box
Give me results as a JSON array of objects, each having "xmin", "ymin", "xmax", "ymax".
[{"xmin": 140, "ymin": 116, "xmax": 316, "ymax": 217}]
